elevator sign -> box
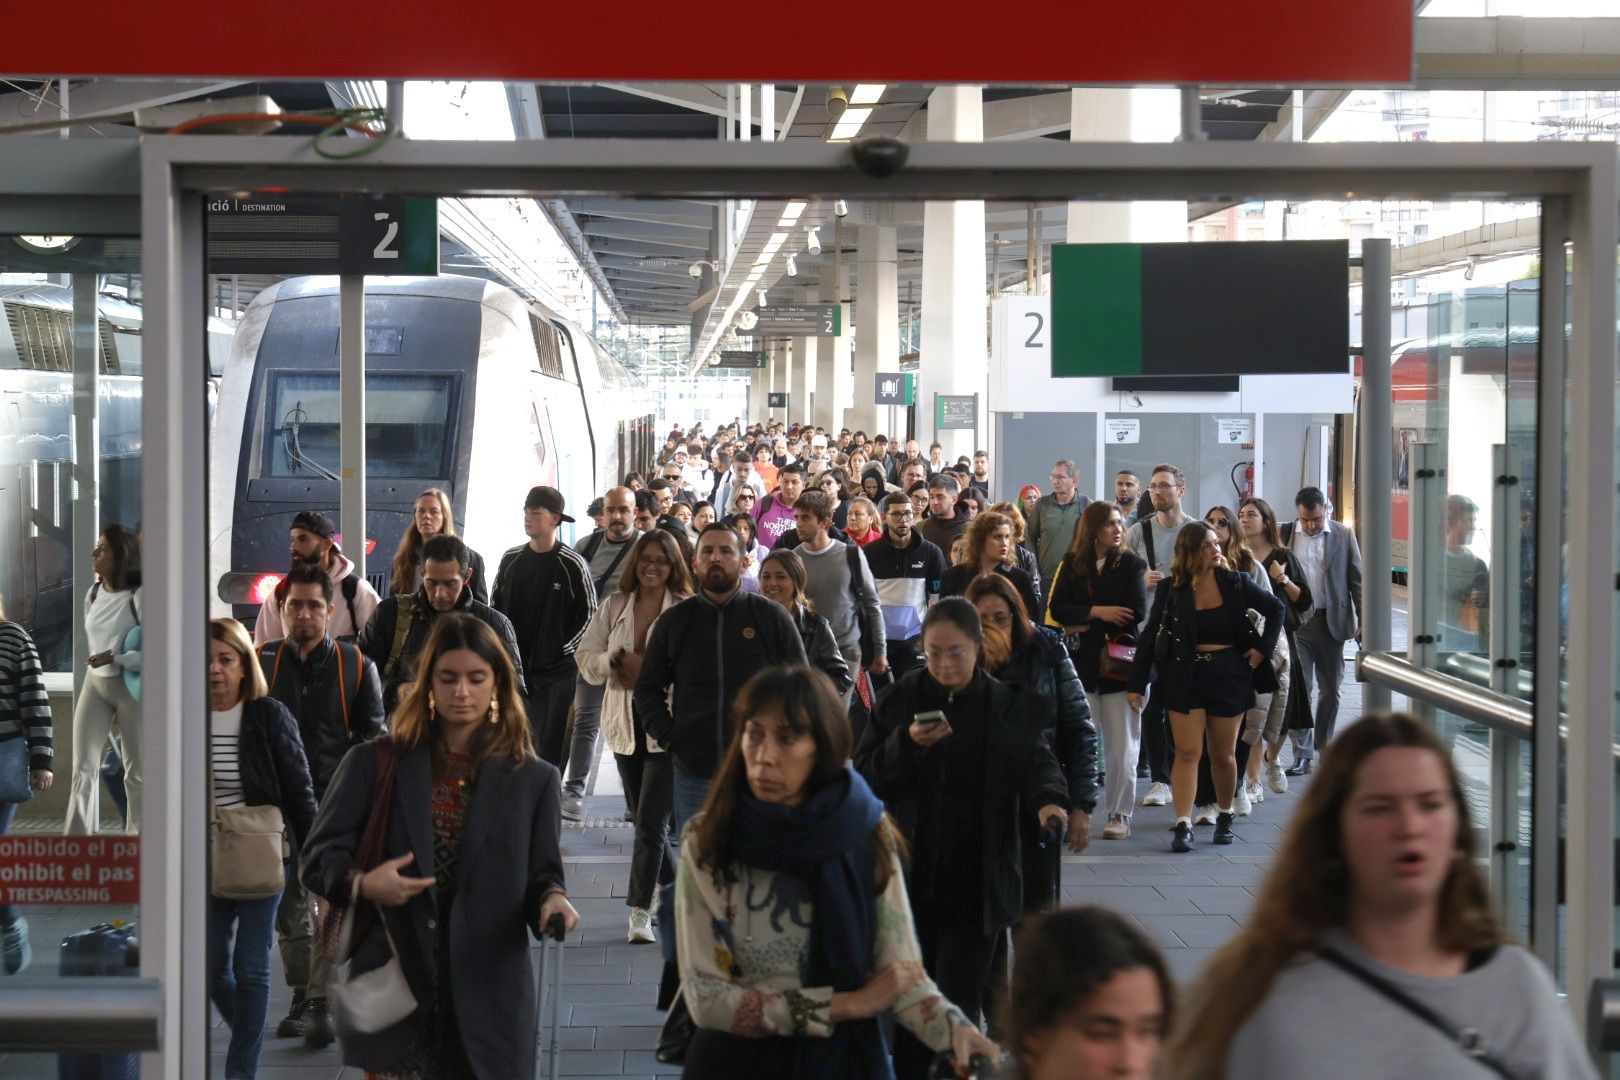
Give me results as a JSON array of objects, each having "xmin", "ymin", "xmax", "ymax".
[{"xmin": 206, "ymin": 194, "xmax": 439, "ymax": 275}]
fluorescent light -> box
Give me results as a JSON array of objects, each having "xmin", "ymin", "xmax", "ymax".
[
  {"xmin": 829, "ymin": 107, "xmax": 872, "ymax": 141},
  {"xmin": 778, "ymin": 201, "xmax": 806, "ymax": 226},
  {"xmin": 850, "ymin": 84, "xmax": 885, "ymax": 106}
]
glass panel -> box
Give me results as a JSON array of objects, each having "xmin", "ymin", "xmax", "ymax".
[
  {"xmin": 259, "ymin": 370, "xmax": 456, "ymax": 479},
  {"xmin": 0, "ymin": 238, "xmax": 144, "ymax": 1070}
]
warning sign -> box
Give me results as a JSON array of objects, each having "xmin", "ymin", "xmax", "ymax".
[{"xmin": 0, "ymin": 836, "xmax": 139, "ymax": 905}]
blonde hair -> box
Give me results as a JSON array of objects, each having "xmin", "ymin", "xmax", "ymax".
[
  {"xmin": 391, "ymin": 488, "xmax": 458, "ymax": 596},
  {"xmin": 210, "ymin": 618, "xmax": 268, "ymax": 702}
]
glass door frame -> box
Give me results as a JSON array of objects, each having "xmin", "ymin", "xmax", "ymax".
[{"xmin": 4, "ymin": 135, "xmax": 1605, "ymax": 1075}]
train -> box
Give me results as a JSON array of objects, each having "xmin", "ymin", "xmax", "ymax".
[
  {"xmin": 0, "ymin": 282, "xmax": 234, "ymax": 669},
  {"xmin": 208, "ymin": 275, "xmax": 658, "ymax": 624}
]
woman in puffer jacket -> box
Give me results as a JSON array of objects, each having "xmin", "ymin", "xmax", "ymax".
[{"xmin": 575, "ymin": 529, "xmax": 692, "ymax": 945}]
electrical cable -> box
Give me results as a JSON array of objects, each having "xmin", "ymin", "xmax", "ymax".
[{"xmin": 164, "ymin": 107, "xmax": 397, "ymax": 160}]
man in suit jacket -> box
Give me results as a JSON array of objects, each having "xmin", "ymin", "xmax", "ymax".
[{"xmin": 1280, "ymin": 486, "xmax": 1363, "ymax": 773}]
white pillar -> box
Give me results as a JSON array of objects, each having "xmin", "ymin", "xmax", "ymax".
[
  {"xmin": 851, "ymin": 225, "xmax": 898, "ymax": 436},
  {"xmin": 919, "ymin": 86, "xmax": 986, "ymax": 463},
  {"xmin": 792, "ymin": 334, "xmax": 816, "ymax": 428},
  {"xmin": 769, "ymin": 343, "xmax": 789, "ymax": 424},
  {"xmin": 816, "ymin": 269, "xmax": 850, "ymax": 431}
]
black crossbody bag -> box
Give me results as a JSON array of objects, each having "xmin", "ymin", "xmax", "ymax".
[{"xmin": 1317, "ymin": 945, "xmax": 1519, "ymax": 1080}]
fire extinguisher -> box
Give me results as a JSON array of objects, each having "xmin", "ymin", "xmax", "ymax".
[{"xmin": 1231, "ymin": 461, "xmax": 1255, "ymax": 502}]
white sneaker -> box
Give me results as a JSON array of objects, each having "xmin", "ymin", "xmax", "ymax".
[
  {"xmin": 1102, "ymin": 814, "xmax": 1130, "ymax": 840},
  {"xmin": 628, "ymin": 908, "xmax": 656, "ymax": 944},
  {"xmin": 1266, "ymin": 758, "xmax": 1289, "ymax": 795},
  {"xmin": 1244, "ymin": 776, "xmax": 1265, "ymax": 805},
  {"xmin": 1232, "ymin": 785, "xmax": 1252, "ymax": 817},
  {"xmin": 1194, "ymin": 803, "xmax": 1219, "ymax": 825},
  {"xmin": 1141, "ymin": 782, "xmax": 1171, "ymax": 807}
]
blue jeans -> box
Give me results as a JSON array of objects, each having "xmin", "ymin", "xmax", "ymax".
[
  {"xmin": 209, "ymin": 890, "xmax": 282, "ymax": 1079},
  {"xmin": 0, "ymin": 801, "xmax": 16, "ymax": 925},
  {"xmin": 658, "ymin": 767, "xmax": 711, "ymax": 966}
]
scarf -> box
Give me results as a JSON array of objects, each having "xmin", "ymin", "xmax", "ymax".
[{"xmin": 731, "ymin": 764, "xmax": 891, "ymax": 1079}]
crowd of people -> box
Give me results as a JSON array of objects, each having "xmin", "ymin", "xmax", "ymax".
[{"xmin": 0, "ymin": 417, "xmax": 1586, "ymax": 1080}]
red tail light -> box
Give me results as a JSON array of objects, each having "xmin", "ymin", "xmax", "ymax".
[{"xmin": 251, "ymin": 574, "xmax": 284, "ymax": 604}]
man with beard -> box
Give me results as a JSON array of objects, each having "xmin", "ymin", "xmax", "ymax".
[
  {"xmin": 633, "ymin": 522, "xmax": 805, "ymax": 1032},
  {"xmin": 1114, "ymin": 469, "xmax": 1144, "ymax": 525},
  {"xmin": 254, "ymin": 510, "xmax": 381, "ymax": 646}
]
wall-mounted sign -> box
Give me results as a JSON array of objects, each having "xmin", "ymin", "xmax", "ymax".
[
  {"xmin": 875, "ymin": 372, "xmax": 915, "ymax": 407},
  {"xmin": 1216, "ymin": 418, "xmax": 1253, "ymax": 445},
  {"xmin": 767, "ymin": 392, "xmax": 788, "ymax": 408},
  {"xmin": 936, "ymin": 393, "xmax": 977, "ymax": 432},
  {"xmin": 753, "ymin": 305, "xmax": 841, "ymax": 337},
  {"xmin": 206, "ymin": 194, "xmax": 439, "ymax": 276},
  {"xmin": 716, "ymin": 350, "xmax": 767, "ymax": 368},
  {"xmin": 1104, "ymin": 419, "xmax": 1141, "ymax": 444}
]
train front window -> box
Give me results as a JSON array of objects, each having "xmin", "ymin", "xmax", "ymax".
[{"xmin": 262, "ymin": 371, "xmax": 454, "ymax": 479}]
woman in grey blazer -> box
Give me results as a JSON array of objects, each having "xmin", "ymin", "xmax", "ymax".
[{"xmin": 302, "ymin": 613, "xmax": 580, "ymax": 1079}]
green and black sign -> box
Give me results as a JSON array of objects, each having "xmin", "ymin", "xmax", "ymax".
[
  {"xmin": 716, "ymin": 350, "xmax": 768, "ymax": 368},
  {"xmin": 206, "ymin": 193, "xmax": 439, "ymax": 276},
  {"xmin": 1049, "ymin": 240, "xmax": 1349, "ymax": 379}
]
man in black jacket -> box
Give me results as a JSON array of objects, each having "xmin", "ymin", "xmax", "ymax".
[
  {"xmin": 864, "ymin": 492, "xmax": 948, "ymax": 675},
  {"xmin": 359, "ymin": 535, "xmax": 525, "ymax": 711},
  {"xmin": 258, "ymin": 560, "xmax": 386, "ymax": 1048}
]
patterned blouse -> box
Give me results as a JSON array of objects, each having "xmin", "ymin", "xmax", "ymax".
[
  {"xmin": 430, "ymin": 752, "xmax": 475, "ymax": 899},
  {"xmin": 674, "ymin": 820, "xmax": 967, "ymax": 1051}
]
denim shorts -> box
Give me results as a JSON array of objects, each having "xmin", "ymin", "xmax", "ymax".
[{"xmin": 1163, "ymin": 647, "xmax": 1255, "ymax": 717}]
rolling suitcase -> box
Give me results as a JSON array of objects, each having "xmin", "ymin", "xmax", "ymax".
[
  {"xmin": 59, "ymin": 922, "xmax": 140, "ymax": 1080},
  {"xmin": 534, "ymin": 914, "xmax": 567, "ymax": 1079}
]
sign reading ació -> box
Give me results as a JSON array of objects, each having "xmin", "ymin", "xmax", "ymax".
[{"xmin": 206, "ymin": 193, "xmax": 440, "ymax": 276}]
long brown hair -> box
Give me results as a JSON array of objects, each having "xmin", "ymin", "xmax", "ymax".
[
  {"xmin": 1204, "ymin": 505, "xmax": 1254, "ymax": 574},
  {"xmin": 391, "ymin": 488, "xmax": 458, "ymax": 596},
  {"xmin": 962, "ymin": 510, "xmax": 1014, "ymax": 570},
  {"xmin": 1164, "ymin": 713, "xmax": 1504, "ymax": 1080},
  {"xmin": 615, "ymin": 529, "xmax": 694, "ymax": 598},
  {"xmin": 1239, "ymin": 496, "xmax": 1285, "ymax": 550},
  {"xmin": 390, "ymin": 613, "xmax": 533, "ymax": 774},
  {"xmin": 99, "ymin": 524, "xmax": 141, "ymax": 591},
  {"xmin": 964, "ymin": 571, "xmax": 1033, "ymax": 666},
  {"xmin": 1065, "ymin": 500, "xmax": 1124, "ymax": 588},
  {"xmin": 1168, "ymin": 520, "xmax": 1217, "ymax": 588},
  {"xmin": 759, "ymin": 548, "xmax": 811, "ymax": 611},
  {"xmin": 688, "ymin": 665, "xmax": 907, "ymax": 890}
]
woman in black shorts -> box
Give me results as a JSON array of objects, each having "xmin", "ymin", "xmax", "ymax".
[{"xmin": 1127, "ymin": 523, "xmax": 1283, "ymax": 853}]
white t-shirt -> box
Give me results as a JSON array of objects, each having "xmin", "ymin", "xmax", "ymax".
[{"xmin": 85, "ymin": 584, "xmax": 141, "ymax": 679}]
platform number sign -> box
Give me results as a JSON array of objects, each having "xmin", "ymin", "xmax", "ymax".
[{"xmin": 206, "ymin": 194, "xmax": 439, "ymax": 275}]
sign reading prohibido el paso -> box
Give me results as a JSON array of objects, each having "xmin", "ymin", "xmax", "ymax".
[{"xmin": 1049, "ymin": 241, "xmax": 1350, "ymax": 379}]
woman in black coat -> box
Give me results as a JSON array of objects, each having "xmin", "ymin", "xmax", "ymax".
[
  {"xmin": 301, "ymin": 613, "xmax": 580, "ymax": 1079},
  {"xmin": 966, "ymin": 572, "xmax": 1099, "ymax": 915},
  {"xmin": 1237, "ymin": 497, "xmax": 1315, "ymax": 791},
  {"xmin": 854, "ymin": 599, "xmax": 1069, "ymax": 1079},
  {"xmin": 939, "ymin": 510, "xmax": 1042, "ymax": 626},
  {"xmin": 757, "ymin": 549, "xmax": 853, "ymax": 699},
  {"xmin": 1046, "ymin": 502, "xmax": 1148, "ymax": 839},
  {"xmin": 207, "ymin": 618, "xmax": 318, "ymax": 1080},
  {"xmin": 1126, "ymin": 523, "xmax": 1283, "ymax": 853}
]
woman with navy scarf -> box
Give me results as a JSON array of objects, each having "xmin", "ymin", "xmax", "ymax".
[{"xmin": 675, "ymin": 664, "xmax": 998, "ymax": 1078}]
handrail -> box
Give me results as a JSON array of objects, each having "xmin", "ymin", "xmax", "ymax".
[
  {"xmin": 1357, "ymin": 650, "xmax": 1532, "ymax": 738},
  {"xmin": 0, "ymin": 977, "xmax": 162, "ymax": 1052},
  {"xmin": 1358, "ymin": 650, "xmax": 1620, "ymax": 761}
]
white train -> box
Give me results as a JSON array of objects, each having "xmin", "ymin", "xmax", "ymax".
[{"xmin": 209, "ymin": 275, "xmax": 657, "ymax": 622}]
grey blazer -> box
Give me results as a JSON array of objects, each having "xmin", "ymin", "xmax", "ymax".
[
  {"xmin": 1281, "ymin": 519, "xmax": 1364, "ymax": 642},
  {"xmin": 300, "ymin": 739, "xmax": 566, "ymax": 1077}
]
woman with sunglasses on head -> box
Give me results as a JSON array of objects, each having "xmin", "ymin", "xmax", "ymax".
[
  {"xmin": 856, "ymin": 599, "xmax": 1070, "ymax": 1078},
  {"xmin": 576, "ymin": 530, "xmax": 693, "ymax": 945},
  {"xmin": 1047, "ymin": 501, "xmax": 1147, "ymax": 840},
  {"xmin": 1234, "ymin": 497, "xmax": 1313, "ymax": 801},
  {"xmin": 724, "ymin": 512, "xmax": 767, "ymax": 594},
  {"xmin": 1166, "ymin": 713, "xmax": 1592, "ymax": 1080},
  {"xmin": 815, "ymin": 468, "xmax": 853, "ymax": 532},
  {"xmin": 1126, "ymin": 523, "xmax": 1283, "ymax": 852}
]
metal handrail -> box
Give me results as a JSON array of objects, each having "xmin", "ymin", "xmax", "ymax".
[
  {"xmin": 1358, "ymin": 650, "xmax": 1620, "ymax": 761},
  {"xmin": 0, "ymin": 978, "xmax": 162, "ymax": 1052}
]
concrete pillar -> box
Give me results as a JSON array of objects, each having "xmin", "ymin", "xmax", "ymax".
[
  {"xmin": 851, "ymin": 225, "xmax": 898, "ymax": 436},
  {"xmin": 919, "ymin": 86, "xmax": 986, "ymax": 463},
  {"xmin": 792, "ymin": 336, "xmax": 816, "ymax": 428},
  {"xmin": 816, "ymin": 269, "xmax": 850, "ymax": 432},
  {"xmin": 769, "ymin": 342, "xmax": 790, "ymax": 424}
]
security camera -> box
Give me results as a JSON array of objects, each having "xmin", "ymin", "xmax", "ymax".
[
  {"xmin": 826, "ymin": 87, "xmax": 849, "ymax": 119},
  {"xmin": 738, "ymin": 310, "xmax": 759, "ymax": 331},
  {"xmin": 833, "ymin": 199, "xmax": 849, "ymax": 219},
  {"xmin": 805, "ymin": 227, "xmax": 822, "ymax": 255},
  {"xmin": 850, "ymin": 136, "xmax": 909, "ymax": 179},
  {"xmin": 688, "ymin": 262, "xmax": 705, "ymax": 279}
]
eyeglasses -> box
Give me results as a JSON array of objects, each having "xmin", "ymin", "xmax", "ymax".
[
  {"xmin": 886, "ymin": 511, "xmax": 914, "ymax": 520},
  {"xmin": 925, "ymin": 646, "xmax": 974, "ymax": 665},
  {"xmin": 979, "ymin": 611, "xmax": 1013, "ymax": 628},
  {"xmin": 1148, "ymin": 482, "xmax": 1177, "ymax": 492},
  {"xmin": 1207, "ymin": 517, "xmax": 1231, "ymax": 528},
  {"xmin": 736, "ymin": 492, "xmax": 756, "ymax": 501}
]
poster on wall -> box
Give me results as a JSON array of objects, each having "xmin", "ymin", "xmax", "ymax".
[
  {"xmin": 1216, "ymin": 418, "xmax": 1253, "ymax": 445},
  {"xmin": 1104, "ymin": 419, "xmax": 1141, "ymax": 444}
]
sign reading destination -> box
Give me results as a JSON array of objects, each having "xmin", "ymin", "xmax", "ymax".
[
  {"xmin": 754, "ymin": 305, "xmax": 841, "ymax": 337},
  {"xmin": 1105, "ymin": 419, "xmax": 1140, "ymax": 444},
  {"xmin": 716, "ymin": 351, "xmax": 768, "ymax": 368},
  {"xmin": 206, "ymin": 194, "xmax": 439, "ymax": 276},
  {"xmin": 0, "ymin": 836, "xmax": 139, "ymax": 905},
  {"xmin": 936, "ymin": 394, "xmax": 976, "ymax": 432},
  {"xmin": 2, "ymin": 3, "xmax": 1413, "ymax": 83},
  {"xmin": 767, "ymin": 392, "xmax": 788, "ymax": 408},
  {"xmin": 1050, "ymin": 240, "xmax": 1349, "ymax": 380},
  {"xmin": 874, "ymin": 372, "xmax": 915, "ymax": 407}
]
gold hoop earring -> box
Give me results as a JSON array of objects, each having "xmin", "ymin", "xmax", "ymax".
[
  {"xmin": 489, "ymin": 699, "xmax": 500, "ymax": 725},
  {"xmin": 428, "ymin": 691, "xmax": 438, "ymax": 717}
]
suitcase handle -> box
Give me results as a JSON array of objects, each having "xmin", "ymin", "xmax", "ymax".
[{"xmin": 543, "ymin": 913, "xmax": 567, "ymax": 942}]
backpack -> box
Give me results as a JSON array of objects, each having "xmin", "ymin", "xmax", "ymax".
[
  {"xmin": 383, "ymin": 594, "xmax": 420, "ymax": 678},
  {"xmin": 268, "ymin": 637, "xmax": 364, "ymax": 736}
]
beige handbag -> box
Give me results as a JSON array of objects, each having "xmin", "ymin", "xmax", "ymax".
[
  {"xmin": 210, "ymin": 803, "xmax": 287, "ymax": 900},
  {"xmin": 329, "ymin": 876, "xmax": 418, "ymax": 1035}
]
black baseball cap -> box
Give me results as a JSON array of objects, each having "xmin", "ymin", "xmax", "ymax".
[
  {"xmin": 290, "ymin": 510, "xmax": 336, "ymax": 540},
  {"xmin": 525, "ymin": 485, "xmax": 575, "ymax": 522}
]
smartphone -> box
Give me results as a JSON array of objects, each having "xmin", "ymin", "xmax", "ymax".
[
  {"xmin": 88, "ymin": 650, "xmax": 113, "ymax": 665},
  {"xmin": 913, "ymin": 710, "xmax": 951, "ymax": 735}
]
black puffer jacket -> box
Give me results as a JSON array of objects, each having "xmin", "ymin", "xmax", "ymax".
[
  {"xmin": 358, "ymin": 585, "xmax": 527, "ymax": 708},
  {"xmin": 791, "ymin": 603, "xmax": 853, "ymax": 697},
  {"xmin": 994, "ymin": 626, "xmax": 1100, "ymax": 812},
  {"xmin": 633, "ymin": 589, "xmax": 806, "ymax": 778},
  {"xmin": 231, "ymin": 695, "xmax": 319, "ymax": 852},
  {"xmin": 258, "ymin": 637, "xmax": 386, "ymax": 798}
]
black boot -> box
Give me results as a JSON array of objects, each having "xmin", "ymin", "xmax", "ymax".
[
  {"xmin": 276, "ymin": 990, "xmax": 306, "ymax": 1038},
  {"xmin": 302, "ymin": 998, "xmax": 335, "ymax": 1050},
  {"xmin": 1170, "ymin": 821, "xmax": 1194, "ymax": 853},
  {"xmin": 1213, "ymin": 811, "xmax": 1236, "ymax": 845}
]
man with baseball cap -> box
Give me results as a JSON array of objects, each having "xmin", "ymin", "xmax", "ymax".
[
  {"xmin": 254, "ymin": 509, "xmax": 382, "ymax": 646},
  {"xmin": 493, "ymin": 486, "xmax": 597, "ymax": 767}
]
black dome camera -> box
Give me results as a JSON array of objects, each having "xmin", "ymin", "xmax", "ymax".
[{"xmin": 850, "ymin": 136, "xmax": 909, "ymax": 179}]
